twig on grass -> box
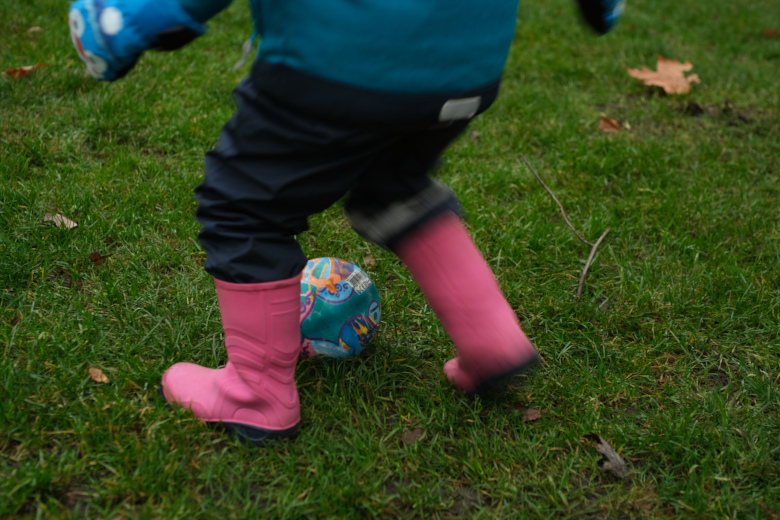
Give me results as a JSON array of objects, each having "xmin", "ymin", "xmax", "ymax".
[
  {"xmin": 520, "ymin": 154, "xmax": 594, "ymax": 247},
  {"xmin": 520, "ymin": 153, "xmax": 609, "ymax": 299},
  {"xmin": 576, "ymin": 228, "xmax": 611, "ymax": 299}
]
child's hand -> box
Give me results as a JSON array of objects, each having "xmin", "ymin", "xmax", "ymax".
[
  {"xmin": 68, "ymin": 0, "xmax": 206, "ymax": 81},
  {"xmin": 69, "ymin": 1, "xmax": 136, "ymax": 81},
  {"xmin": 575, "ymin": 0, "xmax": 626, "ymax": 35}
]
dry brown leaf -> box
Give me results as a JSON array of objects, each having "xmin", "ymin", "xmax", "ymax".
[
  {"xmin": 43, "ymin": 213, "xmax": 78, "ymax": 230},
  {"xmin": 763, "ymin": 28, "xmax": 780, "ymax": 39},
  {"xmin": 470, "ymin": 130, "xmax": 482, "ymax": 141},
  {"xmin": 363, "ymin": 255, "xmax": 376, "ymax": 267},
  {"xmin": 627, "ymin": 55, "xmax": 700, "ymax": 94},
  {"xmin": 89, "ymin": 367, "xmax": 109, "ymax": 384},
  {"xmin": 88, "ymin": 251, "xmax": 113, "ymax": 264},
  {"xmin": 521, "ymin": 408, "xmax": 542, "ymax": 422},
  {"xmin": 401, "ymin": 428, "xmax": 424, "ymax": 445},
  {"xmin": 27, "ymin": 26, "xmax": 43, "ymax": 34},
  {"xmin": 3, "ymin": 63, "xmax": 46, "ymax": 79},
  {"xmin": 598, "ymin": 117, "xmax": 622, "ymax": 133},
  {"xmin": 584, "ymin": 433, "xmax": 628, "ymax": 479}
]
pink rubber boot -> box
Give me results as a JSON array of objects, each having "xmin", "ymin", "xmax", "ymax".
[
  {"xmin": 161, "ymin": 275, "xmax": 301, "ymax": 445},
  {"xmin": 393, "ymin": 212, "xmax": 540, "ymax": 395}
]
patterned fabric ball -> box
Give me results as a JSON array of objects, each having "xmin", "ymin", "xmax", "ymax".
[{"xmin": 299, "ymin": 257, "xmax": 381, "ymax": 358}]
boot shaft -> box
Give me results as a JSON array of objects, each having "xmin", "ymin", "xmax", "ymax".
[{"xmin": 215, "ymin": 276, "xmax": 301, "ymax": 396}]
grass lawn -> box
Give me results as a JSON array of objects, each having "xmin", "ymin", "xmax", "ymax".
[{"xmin": 1, "ymin": 0, "xmax": 779, "ymax": 517}]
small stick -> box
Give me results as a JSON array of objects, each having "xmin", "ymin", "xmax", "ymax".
[
  {"xmin": 576, "ymin": 228, "xmax": 610, "ymax": 299},
  {"xmin": 520, "ymin": 154, "xmax": 594, "ymax": 247},
  {"xmin": 520, "ymin": 153, "xmax": 610, "ymax": 299}
]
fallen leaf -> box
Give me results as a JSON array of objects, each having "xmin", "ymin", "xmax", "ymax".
[
  {"xmin": 763, "ymin": 28, "xmax": 780, "ymax": 39},
  {"xmin": 627, "ymin": 55, "xmax": 700, "ymax": 94},
  {"xmin": 470, "ymin": 130, "xmax": 482, "ymax": 141},
  {"xmin": 598, "ymin": 117, "xmax": 622, "ymax": 133},
  {"xmin": 89, "ymin": 367, "xmax": 109, "ymax": 384},
  {"xmin": 43, "ymin": 213, "xmax": 78, "ymax": 230},
  {"xmin": 521, "ymin": 408, "xmax": 542, "ymax": 422},
  {"xmin": 10, "ymin": 312, "xmax": 22, "ymax": 326},
  {"xmin": 88, "ymin": 251, "xmax": 113, "ymax": 264},
  {"xmin": 3, "ymin": 63, "xmax": 46, "ymax": 79},
  {"xmin": 27, "ymin": 26, "xmax": 43, "ymax": 34},
  {"xmin": 363, "ymin": 255, "xmax": 376, "ymax": 267},
  {"xmin": 584, "ymin": 433, "xmax": 628, "ymax": 479},
  {"xmin": 401, "ymin": 428, "xmax": 424, "ymax": 445}
]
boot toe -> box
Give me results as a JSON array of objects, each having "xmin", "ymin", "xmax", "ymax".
[
  {"xmin": 161, "ymin": 362, "xmax": 217, "ymax": 416},
  {"xmin": 443, "ymin": 357, "xmax": 480, "ymax": 393},
  {"xmin": 444, "ymin": 348, "xmax": 540, "ymax": 395}
]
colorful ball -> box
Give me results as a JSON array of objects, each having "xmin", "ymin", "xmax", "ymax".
[{"xmin": 299, "ymin": 257, "xmax": 381, "ymax": 359}]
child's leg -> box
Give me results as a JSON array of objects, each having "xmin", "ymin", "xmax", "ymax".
[
  {"xmin": 345, "ymin": 125, "xmax": 539, "ymax": 395},
  {"xmin": 161, "ymin": 77, "xmax": 401, "ymax": 444},
  {"xmin": 393, "ymin": 212, "xmax": 539, "ymax": 394}
]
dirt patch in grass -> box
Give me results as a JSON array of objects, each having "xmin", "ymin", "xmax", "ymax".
[
  {"xmin": 13, "ymin": 481, "xmax": 92, "ymax": 518},
  {"xmin": 595, "ymin": 98, "xmax": 774, "ymax": 138},
  {"xmin": 579, "ymin": 476, "xmax": 612, "ymax": 514},
  {"xmin": 382, "ymin": 477, "xmax": 411, "ymax": 496},
  {"xmin": 706, "ymin": 366, "xmax": 731, "ymax": 389},
  {"xmin": 381, "ymin": 479, "xmax": 488, "ymax": 519},
  {"xmin": 562, "ymin": 474, "xmax": 678, "ymax": 519},
  {"xmin": 62, "ymin": 486, "xmax": 92, "ymax": 516},
  {"xmin": 378, "ymin": 403, "xmax": 399, "ymax": 430},
  {"xmin": 380, "ymin": 478, "xmax": 421, "ymax": 520},
  {"xmin": 449, "ymin": 487, "xmax": 486, "ymax": 516}
]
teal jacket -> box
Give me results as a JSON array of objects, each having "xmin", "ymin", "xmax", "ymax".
[{"xmin": 179, "ymin": 0, "xmax": 519, "ymax": 94}]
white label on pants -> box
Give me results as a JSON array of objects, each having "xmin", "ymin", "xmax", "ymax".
[{"xmin": 439, "ymin": 96, "xmax": 481, "ymax": 122}]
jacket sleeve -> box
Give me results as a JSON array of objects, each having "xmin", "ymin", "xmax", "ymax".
[{"xmin": 176, "ymin": 0, "xmax": 235, "ymax": 23}]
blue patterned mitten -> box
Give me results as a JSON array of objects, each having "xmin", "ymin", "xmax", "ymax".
[{"xmin": 69, "ymin": 0, "xmax": 206, "ymax": 81}]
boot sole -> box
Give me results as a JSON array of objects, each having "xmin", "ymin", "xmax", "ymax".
[
  {"xmin": 221, "ymin": 421, "xmax": 299, "ymax": 446},
  {"xmin": 158, "ymin": 382, "xmax": 300, "ymax": 447},
  {"xmin": 467, "ymin": 354, "xmax": 541, "ymax": 398}
]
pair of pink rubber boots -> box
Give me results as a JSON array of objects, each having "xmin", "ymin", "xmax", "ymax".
[{"xmin": 161, "ymin": 212, "xmax": 540, "ymax": 444}]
